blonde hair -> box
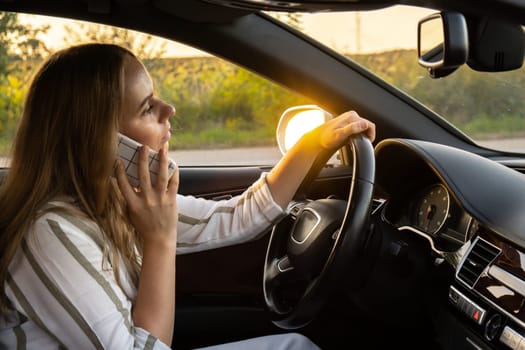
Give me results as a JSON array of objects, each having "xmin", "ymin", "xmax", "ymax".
[{"xmin": 0, "ymin": 43, "xmax": 142, "ymax": 311}]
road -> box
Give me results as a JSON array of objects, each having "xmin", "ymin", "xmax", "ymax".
[
  {"xmin": 478, "ymin": 138, "xmax": 525, "ymax": 153},
  {"xmin": 169, "ymin": 146, "xmax": 282, "ymax": 166},
  {"xmin": 172, "ymin": 137, "xmax": 525, "ymax": 166},
  {"xmin": 0, "ymin": 138, "xmax": 524, "ymax": 168}
]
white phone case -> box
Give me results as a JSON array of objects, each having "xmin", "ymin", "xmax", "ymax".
[{"xmin": 117, "ymin": 133, "xmax": 176, "ymax": 187}]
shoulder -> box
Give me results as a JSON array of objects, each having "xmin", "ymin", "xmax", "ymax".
[
  {"xmin": 28, "ymin": 198, "xmax": 104, "ymax": 255},
  {"xmin": 8, "ymin": 199, "xmax": 109, "ymax": 294}
]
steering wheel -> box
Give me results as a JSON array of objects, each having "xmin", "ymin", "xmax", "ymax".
[{"xmin": 263, "ymin": 134, "xmax": 375, "ymax": 329}]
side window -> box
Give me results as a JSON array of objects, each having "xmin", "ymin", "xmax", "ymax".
[{"xmin": 0, "ymin": 12, "xmax": 315, "ymax": 166}]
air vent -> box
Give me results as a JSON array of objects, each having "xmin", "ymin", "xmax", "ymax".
[{"xmin": 457, "ymin": 238, "xmax": 501, "ymax": 288}]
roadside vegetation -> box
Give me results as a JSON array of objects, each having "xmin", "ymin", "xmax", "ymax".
[
  {"xmin": 353, "ymin": 50, "xmax": 525, "ymax": 140},
  {"xmin": 0, "ymin": 12, "xmax": 523, "ymax": 155}
]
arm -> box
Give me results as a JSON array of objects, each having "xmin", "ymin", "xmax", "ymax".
[
  {"xmin": 175, "ymin": 173, "xmax": 284, "ymax": 254},
  {"xmin": 116, "ymin": 143, "xmax": 179, "ymax": 345},
  {"xmin": 175, "ymin": 111, "xmax": 375, "ymax": 254},
  {"xmin": 266, "ymin": 110, "xmax": 375, "ymax": 209}
]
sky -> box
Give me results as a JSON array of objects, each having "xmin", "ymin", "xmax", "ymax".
[
  {"xmin": 299, "ymin": 6, "xmax": 434, "ymax": 54},
  {"xmin": 21, "ymin": 5, "xmax": 435, "ymax": 57}
]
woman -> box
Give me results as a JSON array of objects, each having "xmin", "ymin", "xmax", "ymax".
[{"xmin": 0, "ymin": 43, "xmax": 375, "ymax": 349}]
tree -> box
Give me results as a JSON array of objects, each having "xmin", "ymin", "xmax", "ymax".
[
  {"xmin": 0, "ymin": 12, "xmax": 50, "ymax": 76},
  {"xmin": 271, "ymin": 12, "xmax": 304, "ymax": 32},
  {"xmin": 62, "ymin": 22, "xmax": 167, "ymax": 63},
  {"xmin": 0, "ymin": 12, "xmax": 50, "ymax": 150}
]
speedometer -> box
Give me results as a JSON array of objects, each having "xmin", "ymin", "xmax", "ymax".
[{"xmin": 415, "ymin": 184, "xmax": 450, "ymax": 235}]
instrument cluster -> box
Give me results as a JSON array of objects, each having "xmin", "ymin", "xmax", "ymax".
[{"xmin": 382, "ymin": 182, "xmax": 474, "ymax": 252}]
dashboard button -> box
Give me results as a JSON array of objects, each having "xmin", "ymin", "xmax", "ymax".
[
  {"xmin": 470, "ymin": 307, "xmax": 483, "ymax": 324},
  {"xmin": 500, "ymin": 326, "xmax": 522, "ymax": 349},
  {"xmin": 449, "ymin": 286, "xmax": 486, "ymax": 325},
  {"xmin": 484, "ymin": 314, "xmax": 502, "ymax": 341},
  {"xmin": 449, "ymin": 287, "xmax": 460, "ymax": 305}
]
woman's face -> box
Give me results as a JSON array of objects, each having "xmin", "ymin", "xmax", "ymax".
[{"xmin": 119, "ymin": 56, "xmax": 174, "ymax": 151}]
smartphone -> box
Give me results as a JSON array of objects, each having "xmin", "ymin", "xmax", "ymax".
[{"xmin": 117, "ymin": 132, "xmax": 176, "ymax": 187}]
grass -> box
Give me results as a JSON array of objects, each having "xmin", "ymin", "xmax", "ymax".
[
  {"xmin": 169, "ymin": 126, "xmax": 275, "ymax": 150},
  {"xmin": 458, "ymin": 114, "xmax": 525, "ymax": 140}
]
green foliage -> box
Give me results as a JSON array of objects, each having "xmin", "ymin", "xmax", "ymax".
[
  {"xmin": 0, "ymin": 12, "xmax": 49, "ymax": 73},
  {"xmin": 462, "ymin": 114, "xmax": 525, "ymax": 139},
  {"xmin": 0, "ymin": 12, "xmax": 49, "ymax": 154},
  {"xmin": 350, "ymin": 50, "xmax": 525, "ymax": 140},
  {"xmin": 172, "ymin": 126, "xmax": 275, "ymax": 150},
  {"xmin": 147, "ymin": 57, "xmax": 312, "ymax": 149},
  {"xmin": 0, "ymin": 75, "xmax": 24, "ymax": 132}
]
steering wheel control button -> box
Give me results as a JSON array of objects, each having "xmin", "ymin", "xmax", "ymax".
[
  {"xmin": 448, "ymin": 286, "xmax": 486, "ymax": 325},
  {"xmin": 500, "ymin": 326, "xmax": 523, "ymax": 349},
  {"xmin": 277, "ymin": 256, "xmax": 293, "ymax": 272}
]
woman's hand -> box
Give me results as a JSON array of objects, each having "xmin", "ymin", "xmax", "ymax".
[
  {"xmin": 267, "ymin": 110, "xmax": 375, "ymax": 209},
  {"xmin": 115, "ymin": 143, "xmax": 179, "ymax": 247},
  {"xmin": 310, "ymin": 110, "xmax": 375, "ymax": 150},
  {"xmin": 115, "ymin": 142, "xmax": 179, "ymax": 345}
]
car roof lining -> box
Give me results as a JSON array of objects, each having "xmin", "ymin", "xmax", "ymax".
[
  {"xmin": 0, "ymin": 0, "xmax": 523, "ymax": 25},
  {"xmin": 198, "ymin": 0, "xmax": 524, "ymax": 23}
]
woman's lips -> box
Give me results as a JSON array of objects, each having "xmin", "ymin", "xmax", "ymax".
[{"xmin": 161, "ymin": 130, "xmax": 171, "ymax": 143}]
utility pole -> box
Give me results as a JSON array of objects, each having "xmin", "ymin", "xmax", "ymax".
[{"xmin": 355, "ymin": 12, "xmax": 361, "ymax": 53}]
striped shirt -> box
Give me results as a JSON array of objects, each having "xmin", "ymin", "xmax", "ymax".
[{"xmin": 0, "ymin": 173, "xmax": 284, "ymax": 349}]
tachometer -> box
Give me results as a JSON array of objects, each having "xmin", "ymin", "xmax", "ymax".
[{"xmin": 415, "ymin": 184, "xmax": 450, "ymax": 235}]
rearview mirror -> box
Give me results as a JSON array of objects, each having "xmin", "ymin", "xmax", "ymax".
[
  {"xmin": 418, "ymin": 12, "xmax": 468, "ymax": 78},
  {"xmin": 466, "ymin": 17, "xmax": 524, "ymax": 72},
  {"xmin": 276, "ymin": 105, "xmax": 332, "ymax": 155}
]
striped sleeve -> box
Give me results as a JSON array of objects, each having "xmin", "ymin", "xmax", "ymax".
[
  {"xmin": 4, "ymin": 212, "xmax": 172, "ymax": 350},
  {"xmin": 176, "ymin": 172, "xmax": 285, "ymax": 254}
]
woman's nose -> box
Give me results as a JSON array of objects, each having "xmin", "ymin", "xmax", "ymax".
[
  {"xmin": 168, "ymin": 104, "xmax": 176, "ymax": 118},
  {"xmin": 161, "ymin": 102, "xmax": 175, "ymax": 121}
]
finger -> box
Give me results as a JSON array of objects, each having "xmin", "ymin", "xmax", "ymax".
[
  {"xmin": 350, "ymin": 119, "xmax": 375, "ymax": 142},
  {"xmin": 156, "ymin": 143, "xmax": 169, "ymax": 189},
  {"xmin": 339, "ymin": 115, "xmax": 375, "ymax": 142},
  {"xmin": 167, "ymin": 162, "xmax": 179, "ymax": 196},
  {"xmin": 365, "ymin": 121, "xmax": 376, "ymax": 142},
  {"xmin": 138, "ymin": 145, "xmax": 152, "ymax": 190},
  {"xmin": 115, "ymin": 159, "xmax": 136, "ymax": 200},
  {"xmin": 336, "ymin": 110, "xmax": 360, "ymax": 124}
]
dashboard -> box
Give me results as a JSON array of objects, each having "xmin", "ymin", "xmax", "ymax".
[{"xmin": 373, "ymin": 138, "xmax": 525, "ymax": 349}]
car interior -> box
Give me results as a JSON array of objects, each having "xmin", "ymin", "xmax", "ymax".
[{"xmin": 0, "ymin": 0, "xmax": 524, "ymax": 349}]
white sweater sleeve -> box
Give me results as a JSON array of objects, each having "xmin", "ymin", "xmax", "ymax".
[
  {"xmin": 176, "ymin": 172, "xmax": 285, "ymax": 254},
  {"xmin": 4, "ymin": 211, "xmax": 171, "ymax": 350}
]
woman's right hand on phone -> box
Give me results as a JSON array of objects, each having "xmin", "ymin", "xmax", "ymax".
[{"xmin": 115, "ymin": 143, "xmax": 179, "ymax": 247}]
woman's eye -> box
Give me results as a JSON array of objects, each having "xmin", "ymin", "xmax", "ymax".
[{"xmin": 142, "ymin": 104, "xmax": 154, "ymax": 115}]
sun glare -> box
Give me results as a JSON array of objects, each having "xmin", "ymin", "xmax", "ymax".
[{"xmin": 284, "ymin": 110, "xmax": 326, "ymax": 151}]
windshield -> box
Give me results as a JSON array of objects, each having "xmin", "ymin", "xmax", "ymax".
[{"xmin": 269, "ymin": 6, "xmax": 525, "ymax": 154}]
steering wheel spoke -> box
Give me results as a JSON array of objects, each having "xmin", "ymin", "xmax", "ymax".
[
  {"xmin": 265, "ymin": 254, "xmax": 305, "ymax": 315},
  {"xmin": 266, "ymin": 255, "xmax": 295, "ymax": 285}
]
